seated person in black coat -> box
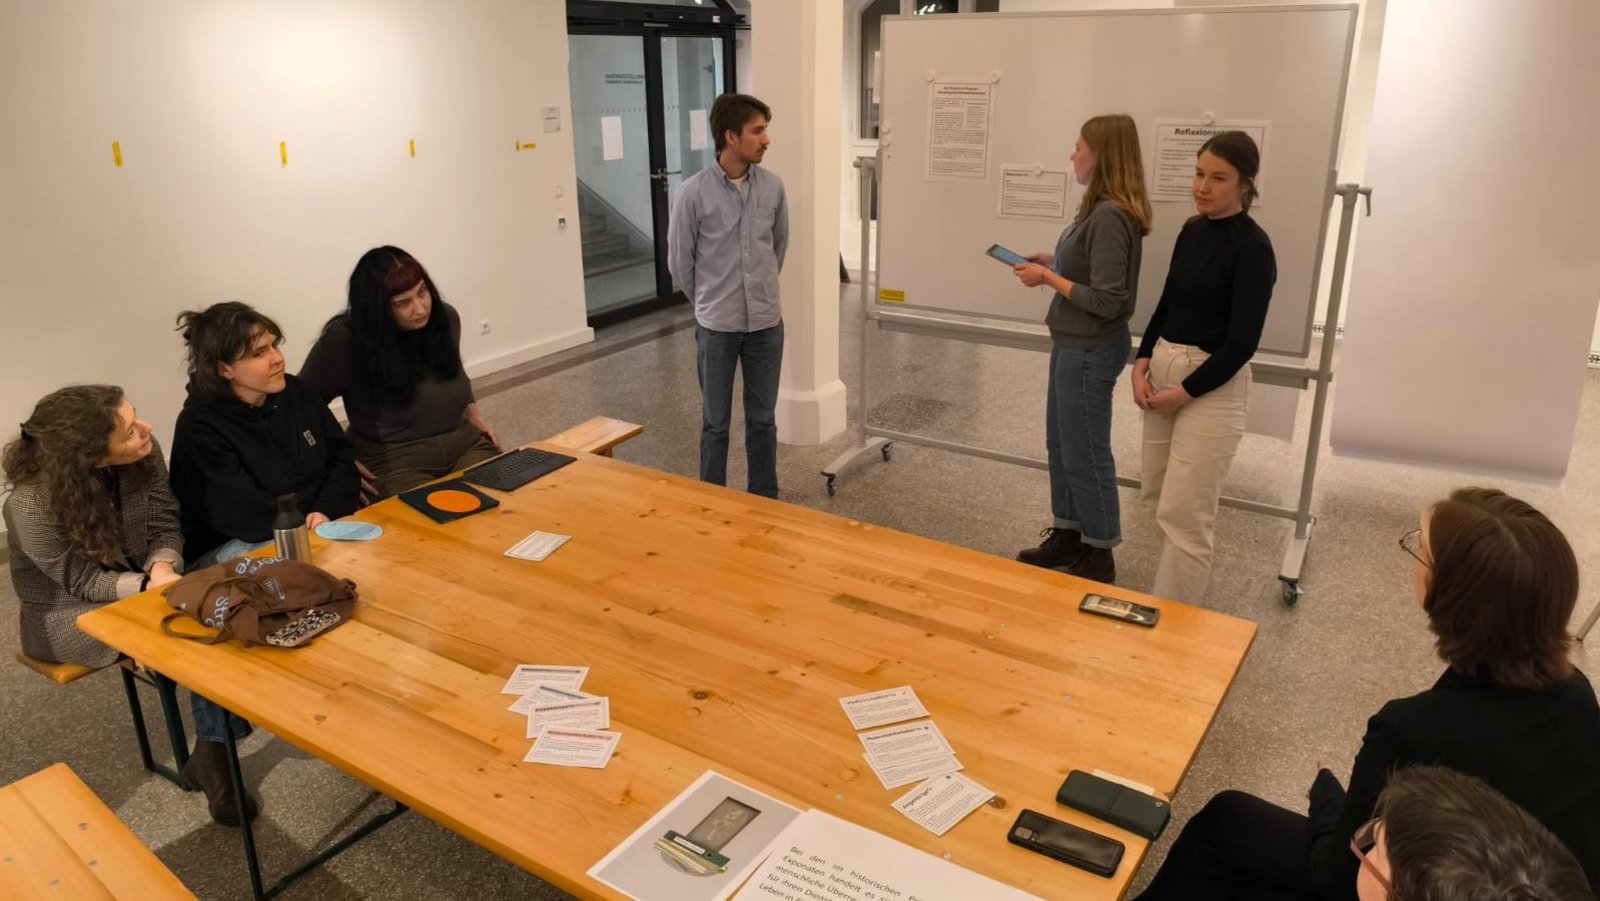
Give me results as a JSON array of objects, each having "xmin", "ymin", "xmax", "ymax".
[
  {"xmin": 1354, "ymin": 765, "xmax": 1593, "ymax": 901},
  {"xmin": 1135, "ymin": 487, "xmax": 1600, "ymax": 900},
  {"xmin": 169, "ymin": 302, "xmax": 359, "ymax": 567}
]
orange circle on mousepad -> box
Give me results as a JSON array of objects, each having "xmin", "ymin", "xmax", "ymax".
[{"xmin": 427, "ymin": 489, "xmax": 484, "ymax": 514}]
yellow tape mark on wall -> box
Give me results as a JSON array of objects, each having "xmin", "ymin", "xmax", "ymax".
[
  {"xmin": 279, "ymin": 141, "xmax": 288, "ymax": 167},
  {"xmin": 877, "ymin": 288, "xmax": 907, "ymax": 304},
  {"xmin": 409, "ymin": 139, "xmax": 416, "ymax": 158},
  {"xmin": 111, "ymin": 141, "xmax": 122, "ymax": 168}
]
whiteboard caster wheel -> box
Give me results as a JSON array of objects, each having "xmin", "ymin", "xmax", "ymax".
[
  {"xmin": 881, "ymin": 443, "xmax": 894, "ymax": 462},
  {"xmin": 1280, "ymin": 579, "xmax": 1302, "ymax": 606},
  {"xmin": 825, "ymin": 476, "xmax": 837, "ymax": 497}
]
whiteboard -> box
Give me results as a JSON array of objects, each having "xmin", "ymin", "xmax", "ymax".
[{"xmin": 875, "ymin": 5, "xmax": 1357, "ymax": 358}]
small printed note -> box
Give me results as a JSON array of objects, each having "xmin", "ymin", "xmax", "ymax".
[
  {"xmin": 839, "ymin": 686, "xmax": 929, "ymax": 730},
  {"xmin": 524, "ymin": 727, "xmax": 620, "ymax": 768},
  {"xmin": 500, "ymin": 664, "xmax": 589, "ymax": 696}
]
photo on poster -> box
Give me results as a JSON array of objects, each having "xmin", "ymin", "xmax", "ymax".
[{"xmin": 589, "ymin": 770, "xmax": 802, "ymax": 901}]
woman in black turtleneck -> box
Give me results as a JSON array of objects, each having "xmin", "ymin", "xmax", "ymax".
[{"xmin": 1130, "ymin": 131, "xmax": 1275, "ymax": 605}]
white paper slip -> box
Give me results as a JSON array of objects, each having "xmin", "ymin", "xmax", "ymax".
[
  {"xmin": 505, "ymin": 531, "xmax": 571, "ymax": 562},
  {"xmin": 893, "ymin": 771, "xmax": 994, "ymax": 837},
  {"xmin": 1092, "ymin": 769, "xmax": 1162, "ymax": 798},
  {"xmin": 507, "ymin": 684, "xmax": 594, "ymax": 715},
  {"xmin": 838, "ymin": 686, "xmax": 929, "ymax": 730},
  {"xmin": 525, "ymin": 696, "xmax": 611, "ymax": 738},
  {"xmin": 500, "ymin": 664, "xmax": 589, "ymax": 695},
  {"xmin": 865, "ymin": 752, "xmax": 963, "ymax": 790},
  {"xmin": 524, "ymin": 727, "xmax": 620, "ymax": 768},
  {"xmin": 859, "ymin": 721, "xmax": 954, "ymax": 767}
]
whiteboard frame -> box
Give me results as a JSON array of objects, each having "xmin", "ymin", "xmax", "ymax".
[{"xmin": 874, "ymin": 3, "xmax": 1360, "ymax": 359}]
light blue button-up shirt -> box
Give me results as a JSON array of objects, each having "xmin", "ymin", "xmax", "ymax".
[{"xmin": 667, "ymin": 161, "xmax": 788, "ymax": 332}]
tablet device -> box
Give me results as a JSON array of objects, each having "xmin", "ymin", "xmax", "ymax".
[{"xmin": 986, "ymin": 243, "xmax": 1030, "ymax": 267}]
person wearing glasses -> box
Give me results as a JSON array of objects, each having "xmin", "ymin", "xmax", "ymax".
[
  {"xmin": 1133, "ymin": 487, "xmax": 1600, "ymax": 899},
  {"xmin": 1353, "ymin": 766, "xmax": 1593, "ymax": 900}
]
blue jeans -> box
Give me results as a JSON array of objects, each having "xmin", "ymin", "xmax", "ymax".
[
  {"xmin": 1045, "ymin": 342, "xmax": 1124, "ymax": 547},
  {"xmin": 191, "ymin": 693, "xmax": 252, "ymax": 744},
  {"xmin": 696, "ymin": 321, "xmax": 784, "ymax": 498},
  {"xmin": 191, "ymin": 538, "xmax": 268, "ymax": 570}
]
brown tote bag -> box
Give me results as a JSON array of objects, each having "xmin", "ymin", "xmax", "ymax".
[{"xmin": 160, "ymin": 556, "xmax": 358, "ymax": 648}]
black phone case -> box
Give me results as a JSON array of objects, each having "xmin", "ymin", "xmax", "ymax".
[
  {"xmin": 1007, "ymin": 809, "xmax": 1123, "ymax": 878},
  {"xmin": 1056, "ymin": 771, "xmax": 1172, "ymax": 840}
]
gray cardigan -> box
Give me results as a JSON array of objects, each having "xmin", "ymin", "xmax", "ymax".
[
  {"xmin": 3, "ymin": 439, "xmax": 183, "ymax": 668},
  {"xmin": 1045, "ymin": 198, "xmax": 1143, "ymax": 348}
]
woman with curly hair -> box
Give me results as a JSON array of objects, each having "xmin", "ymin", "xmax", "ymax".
[{"xmin": 3, "ymin": 386, "xmax": 257, "ymax": 826}]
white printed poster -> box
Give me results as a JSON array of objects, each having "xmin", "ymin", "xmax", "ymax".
[
  {"xmin": 732, "ymin": 810, "xmax": 1041, "ymax": 901},
  {"xmin": 602, "ymin": 116, "xmax": 625, "ymax": 161},
  {"xmin": 1150, "ymin": 119, "xmax": 1270, "ymax": 202},
  {"xmin": 689, "ymin": 109, "xmax": 709, "ymax": 151},
  {"xmin": 998, "ymin": 165, "xmax": 1069, "ymax": 219},
  {"xmin": 926, "ymin": 80, "xmax": 993, "ymax": 180}
]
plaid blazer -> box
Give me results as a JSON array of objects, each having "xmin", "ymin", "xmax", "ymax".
[{"xmin": 3, "ymin": 439, "xmax": 183, "ymax": 668}]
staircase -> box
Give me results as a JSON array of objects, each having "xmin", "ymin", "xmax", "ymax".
[{"xmin": 578, "ymin": 182, "xmax": 654, "ymax": 278}]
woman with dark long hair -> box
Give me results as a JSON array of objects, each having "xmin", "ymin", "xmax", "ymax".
[
  {"xmin": 299, "ymin": 246, "xmax": 500, "ymax": 497},
  {"xmin": 3, "ymin": 386, "xmax": 258, "ymax": 826}
]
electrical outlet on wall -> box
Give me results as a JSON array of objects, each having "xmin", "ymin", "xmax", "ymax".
[{"xmin": 479, "ymin": 319, "xmax": 491, "ymax": 335}]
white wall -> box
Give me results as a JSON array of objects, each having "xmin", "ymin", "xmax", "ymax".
[
  {"xmin": 1329, "ymin": 0, "xmax": 1600, "ymax": 479},
  {"xmin": 0, "ymin": 0, "xmax": 592, "ymax": 471}
]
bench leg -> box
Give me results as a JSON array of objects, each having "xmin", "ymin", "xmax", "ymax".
[{"xmin": 120, "ymin": 665, "xmax": 190, "ymax": 790}]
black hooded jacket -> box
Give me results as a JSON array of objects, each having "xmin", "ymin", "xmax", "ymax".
[{"xmin": 168, "ymin": 374, "xmax": 359, "ymax": 564}]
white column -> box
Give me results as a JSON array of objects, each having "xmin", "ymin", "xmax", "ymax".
[{"xmin": 752, "ymin": 0, "xmax": 849, "ymax": 446}]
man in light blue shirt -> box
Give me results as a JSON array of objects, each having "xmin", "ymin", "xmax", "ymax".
[{"xmin": 668, "ymin": 93, "xmax": 788, "ymax": 498}]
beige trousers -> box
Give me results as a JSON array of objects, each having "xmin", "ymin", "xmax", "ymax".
[{"xmin": 1141, "ymin": 339, "xmax": 1250, "ymax": 604}]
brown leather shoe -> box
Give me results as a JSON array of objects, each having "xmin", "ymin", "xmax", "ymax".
[{"xmin": 182, "ymin": 739, "xmax": 260, "ymax": 827}]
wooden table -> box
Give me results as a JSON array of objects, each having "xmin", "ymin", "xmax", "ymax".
[
  {"xmin": 80, "ymin": 445, "xmax": 1255, "ymax": 900},
  {"xmin": 0, "ymin": 763, "xmax": 197, "ymax": 899}
]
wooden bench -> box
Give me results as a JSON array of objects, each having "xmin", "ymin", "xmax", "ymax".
[
  {"xmin": 14, "ymin": 652, "xmax": 93, "ymax": 685},
  {"xmin": 543, "ymin": 416, "xmax": 643, "ymax": 457},
  {"xmin": 0, "ymin": 763, "xmax": 197, "ymax": 899},
  {"xmin": 14, "ymin": 654, "xmax": 190, "ymax": 789}
]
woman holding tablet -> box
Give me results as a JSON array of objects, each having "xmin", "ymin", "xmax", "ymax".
[
  {"xmin": 1011, "ymin": 114, "xmax": 1151, "ymax": 583},
  {"xmin": 1132, "ymin": 131, "xmax": 1275, "ymax": 604}
]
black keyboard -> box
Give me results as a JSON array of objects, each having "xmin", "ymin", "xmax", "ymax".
[{"xmin": 461, "ymin": 448, "xmax": 575, "ymax": 492}]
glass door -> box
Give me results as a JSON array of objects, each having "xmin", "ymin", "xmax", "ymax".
[
  {"xmin": 567, "ymin": 6, "xmax": 737, "ymax": 327},
  {"xmin": 659, "ymin": 36, "xmax": 726, "ymax": 297},
  {"xmin": 569, "ymin": 34, "xmax": 658, "ymax": 323}
]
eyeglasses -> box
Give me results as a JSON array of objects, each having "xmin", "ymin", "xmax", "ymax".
[
  {"xmin": 1350, "ymin": 818, "xmax": 1393, "ymax": 895},
  {"xmin": 1398, "ymin": 528, "xmax": 1431, "ymax": 568}
]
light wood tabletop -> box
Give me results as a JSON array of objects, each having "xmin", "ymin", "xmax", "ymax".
[
  {"xmin": 0, "ymin": 763, "xmax": 197, "ymax": 899},
  {"xmin": 79, "ymin": 445, "xmax": 1255, "ymax": 900}
]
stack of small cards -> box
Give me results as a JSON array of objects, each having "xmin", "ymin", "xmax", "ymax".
[
  {"xmin": 505, "ymin": 530, "xmax": 571, "ymax": 562},
  {"xmin": 501, "ymin": 664, "xmax": 620, "ymax": 768},
  {"xmin": 839, "ymin": 686, "xmax": 994, "ymax": 836}
]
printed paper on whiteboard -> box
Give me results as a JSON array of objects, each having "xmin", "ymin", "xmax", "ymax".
[
  {"xmin": 1151, "ymin": 119, "xmax": 1270, "ymax": 203},
  {"xmin": 602, "ymin": 116, "xmax": 625, "ymax": 161},
  {"xmin": 998, "ymin": 164, "xmax": 1069, "ymax": 219},
  {"xmin": 926, "ymin": 79, "xmax": 993, "ymax": 180},
  {"xmin": 689, "ymin": 109, "xmax": 708, "ymax": 151}
]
